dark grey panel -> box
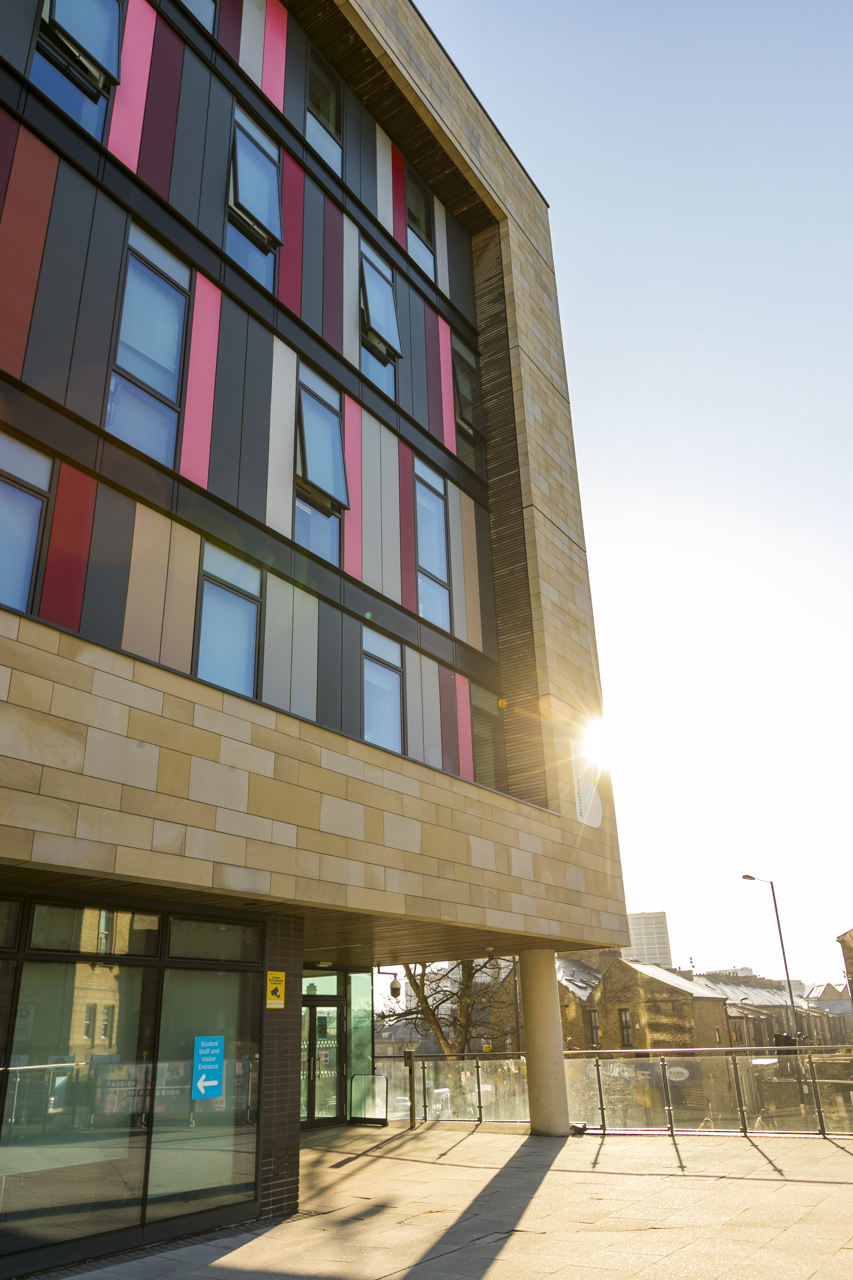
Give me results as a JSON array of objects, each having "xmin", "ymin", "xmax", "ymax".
[
  {"xmin": 22, "ymin": 162, "xmax": 96, "ymax": 405},
  {"xmin": 208, "ymin": 297, "xmax": 247, "ymax": 508},
  {"xmin": 343, "ymin": 85, "xmax": 360, "ymax": 201},
  {"xmin": 446, "ymin": 209, "xmax": 476, "ymax": 324},
  {"xmin": 79, "ymin": 484, "xmax": 135, "ymax": 649},
  {"xmin": 65, "ymin": 192, "xmax": 127, "ymax": 425},
  {"xmin": 409, "ymin": 288, "xmax": 428, "ymax": 429},
  {"xmin": 301, "ymin": 176, "xmax": 324, "ymax": 334},
  {"xmin": 282, "ymin": 16, "xmax": 307, "ymax": 133},
  {"xmin": 3, "ymin": 0, "xmax": 39, "ymax": 73},
  {"xmin": 394, "ymin": 276, "xmax": 412, "ymax": 417},
  {"xmin": 198, "ymin": 75, "xmax": 233, "ymax": 247},
  {"xmin": 475, "ymin": 502, "xmax": 498, "ymax": 658},
  {"xmin": 238, "ymin": 317, "xmax": 273, "ymax": 522},
  {"xmin": 169, "ymin": 48, "xmax": 211, "ymax": 227},
  {"xmin": 341, "ymin": 612, "xmax": 362, "ymax": 740},
  {"xmin": 359, "ymin": 101, "xmax": 377, "ymax": 218},
  {"xmin": 316, "ymin": 601, "xmax": 342, "ymax": 732}
]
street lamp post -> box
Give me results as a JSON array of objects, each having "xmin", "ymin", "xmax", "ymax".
[{"xmin": 742, "ymin": 875, "xmax": 799, "ymax": 1038}]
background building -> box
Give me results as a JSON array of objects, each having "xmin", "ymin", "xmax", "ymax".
[{"xmin": 622, "ymin": 911, "xmax": 673, "ymax": 967}]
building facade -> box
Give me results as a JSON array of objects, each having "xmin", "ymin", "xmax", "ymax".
[
  {"xmin": 0, "ymin": 0, "xmax": 626, "ymax": 1270},
  {"xmin": 622, "ymin": 910, "xmax": 672, "ymax": 967}
]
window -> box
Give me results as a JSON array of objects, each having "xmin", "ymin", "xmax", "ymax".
[
  {"xmin": 106, "ymin": 225, "xmax": 190, "ymax": 467},
  {"xmin": 226, "ymin": 109, "xmax": 282, "ymax": 291},
  {"xmin": 100, "ymin": 1003, "xmax": 115, "ymax": 1045},
  {"xmin": 30, "ymin": 0, "xmax": 120, "ymax": 140},
  {"xmin": 294, "ymin": 366, "xmax": 347, "ymax": 566},
  {"xmin": 169, "ymin": 917, "xmax": 262, "ymax": 963},
  {"xmin": 414, "ymin": 457, "xmax": 450, "ymax": 631},
  {"xmin": 715, "ymin": 1027, "xmax": 722, "ymax": 1044},
  {"xmin": 179, "ymin": 0, "xmax": 214, "ymax": 30},
  {"xmin": 83, "ymin": 1003, "xmax": 97, "ymax": 1041},
  {"xmin": 406, "ymin": 169, "xmax": 435, "ymax": 279},
  {"xmin": 196, "ymin": 543, "xmax": 262, "ymax": 698},
  {"xmin": 470, "ymin": 683, "xmax": 505, "ymax": 792},
  {"xmin": 360, "ymin": 242, "xmax": 400, "ymax": 398},
  {"xmin": 589, "ymin": 1010, "xmax": 601, "ymax": 1048},
  {"xmin": 0, "ymin": 430, "xmax": 51, "ymax": 615},
  {"xmin": 619, "ymin": 1009, "xmax": 634, "ymax": 1048},
  {"xmin": 306, "ymin": 51, "xmax": 342, "ymax": 175},
  {"xmin": 451, "ymin": 335, "xmax": 486, "ymax": 476},
  {"xmin": 363, "ymin": 630, "xmax": 402, "ymax": 754}
]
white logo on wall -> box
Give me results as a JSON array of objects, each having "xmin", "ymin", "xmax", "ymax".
[{"xmin": 569, "ymin": 740, "xmax": 602, "ymax": 829}]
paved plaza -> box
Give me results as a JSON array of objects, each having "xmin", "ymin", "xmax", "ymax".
[{"xmin": 33, "ymin": 1124, "xmax": 853, "ymax": 1280}]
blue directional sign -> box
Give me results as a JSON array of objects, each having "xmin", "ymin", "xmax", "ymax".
[{"xmin": 192, "ymin": 1035, "xmax": 224, "ymax": 1100}]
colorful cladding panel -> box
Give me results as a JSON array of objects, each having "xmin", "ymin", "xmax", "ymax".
[
  {"xmin": 218, "ymin": 0, "xmax": 288, "ymax": 110},
  {"xmin": 137, "ymin": 16, "xmax": 185, "ymax": 199},
  {"xmin": 39, "ymin": 465, "xmax": 97, "ymax": 632},
  {"xmin": 107, "ymin": 0, "xmax": 158, "ymax": 172},
  {"xmin": 180, "ymin": 275, "xmax": 223, "ymax": 488}
]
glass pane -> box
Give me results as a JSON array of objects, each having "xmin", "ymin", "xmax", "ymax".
[
  {"xmin": 0, "ymin": 479, "xmax": 41, "ymax": 613},
  {"xmin": 197, "ymin": 581, "xmax": 257, "ymax": 698},
  {"xmin": 300, "ymin": 391, "xmax": 348, "ymax": 506},
  {"xmin": 361, "ymin": 343, "xmax": 395, "ymax": 398},
  {"xmin": 406, "ymin": 175, "xmax": 432, "ymax": 245},
  {"xmin": 105, "ymin": 374, "xmax": 178, "ymax": 467},
  {"xmin": 314, "ymin": 1006, "xmax": 340, "ymax": 1121},
  {"xmin": 472, "ymin": 707, "xmax": 501, "ymax": 791},
  {"xmin": 308, "ymin": 55, "xmax": 341, "ymax": 139},
  {"xmin": 423, "ymin": 1058, "xmax": 477, "ymax": 1121},
  {"xmin": 203, "ymin": 543, "xmax": 261, "ymax": 596},
  {"xmin": 294, "ymin": 498, "xmax": 340, "ymax": 567},
  {"xmin": 480, "ymin": 1058, "xmax": 529, "ymax": 1122},
  {"xmin": 348, "ymin": 974, "xmax": 374, "ymax": 1089},
  {"xmin": 54, "ymin": 0, "xmax": 120, "ymax": 76},
  {"xmin": 374, "ymin": 1057, "xmax": 411, "ymax": 1121},
  {"xmin": 225, "ymin": 221, "xmax": 275, "ymax": 291},
  {"xmin": 414, "ymin": 456, "xmax": 444, "ymax": 491},
  {"xmin": 180, "ymin": 0, "xmax": 214, "ymax": 29},
  {"xmin": 739, "ymin": 1052, "xmax": 820, "ymax": 1132},
  {"xmin": 302, "ymin": 974, "xmax": 338, "ymax": 996},
  {"xmin": 417, "ymin": 573, "xmax": 450, "ymax": 631},
  {"xmin": 233, "ymin": 129, "xmax": 282, "ymax": 240},
  {"xmin": 305, "ymin": 115, "xmax": 342, "ymax": 175},
  {"xmin": 363, "ymin": 629, "xmax": 400, "ymax": 666},
  {"xmin": 416, "ymin": 481, "xmax": 447, "ymax": 580},
  {"xmin": 146, "ymin": 969, "xmax": 260, "ymax": 1222},
  {"xmin": 362, "ymin": 241, "xmax": 392, "ymax": 281},
  {"xmin": 564, "ymin": 1058, "xmax": 602, "ymax": 1126},
  {"xmin": 455, "ymin": 422, "xmax": 484, "ymax": 476},
  {"xmin": 362, "ymin": 259, "xmax": 401, "ymax": 353},
  {"xmin": 128, "ymin": 224, "xmax": 190, "ymax": 289},
  {"xmin": 0, "ymin": 961, "xmax": 157, "ymax": 1255},
  {"xmin": 300, "ymin": 1006, "xmax": 310, "ymax": 1121},
  {"xmin": 30, "ymin": 905, "xmax": 160, "ymax": 957},
  {"xmin": 0, "ymin": 900, "xmax": 21, "ymax": 949},
  {"xmin": 117, "ymin": 256, "xmax": 186, "ymax": 400},
  {"xmin": 452, "ymin": 340, "xmax": 482, "ymax": 429},
  {"xmin": 0, "ymin": 431, "xmax": 52, "ymax": 490},
  {"xmin": 169, "ymin": 918, "xmax": 261, "ymax": 964},
  {"xmin": 351, "ymin": 1075, "xmax": 386, "ymax": 1122},
  {"xmin": 811, "ymin": 1055, "xmax": 853, "ymax": 1133},
  {"xmin": 364, "ymin": 658, "xmax": 401, "ymax": 754},
  {"xmin": 29, "ymin": 52, "xmax": 108, "ymax": 139},
  {"xmin": 299, "ymin": 365, "xmax": 340, "ymax": 410},
  {"xmin": 665, "ymin": 1056, "xmax": 742, "ymax": 1132},
  {"xmin": 407, "ymin": 229, "xmax": 435, "ymax": 280},
  {"xmin": 599, "ymin": 1057, "xmax": 668, "ymax": 1129}
]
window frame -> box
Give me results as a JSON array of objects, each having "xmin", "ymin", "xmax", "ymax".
[
  {"xmin": 229, "ymin": 118, "xmax": 283, "ymax": 248},
  {"xmin": 31, "ymin": 0, "xmax": 119, "ymax": 141},
  {"xmin": 414, "ymin": 459, "xmax": 452, "ymax": 632},
  {"xmin": 0, "ymin": 435, "xmax": 53, "ymax": 618},
  {"xmin": 469, "ymin": 683, "xmax": 505, "ymax": 794},
  {"xmin": 361, "ymin": 629, "xmax": 404, "ymax": 756},
  {"xmin": 294, "ymin": 367, "xmax": 349, "ymax": 550},
  {"xmin": 619, "ymin": 1008, "xmax": 634, "ymax": 1049},
  {"xmin": 451, "ymin": 336, "xmax": 486, "ymax": 476},
  {"xmin": 193, "ymin": 541, "xmax": 264, "ymax": 701},
  {"xmin": 359, "ymin": 241, "xmax": 400, "ymax": 396},
  {"xmin": 293, "ymin": 493, "xmax": 342, "ymax": 569},
  {"xmin": 48, "ymin": 0, "xmax": 123, "ymax": 84},
  {"xmin": 405, "ymin": 165, "xmax": 435, "ymax": 279},
  {"xmin": 305, "ymin": 48, "xmax": 343, "ymax": 175},
  {"xmin": 589, "ymin": 1010, "xmax": 601, "ymax": 1049}
]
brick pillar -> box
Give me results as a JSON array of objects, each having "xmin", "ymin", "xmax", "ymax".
[{"xmin": 259, "ymin": 913, "xmax": 304, "ymax": 1217}]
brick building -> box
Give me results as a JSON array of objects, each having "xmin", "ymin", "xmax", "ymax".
[{"xmin": 0, "ymin": 0, "xmax": 625, "ymax": 1270}]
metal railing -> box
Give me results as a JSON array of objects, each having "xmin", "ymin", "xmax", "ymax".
[{"xmin": 371, "ymin": 1046, "xmax": 853, "ymax": 1136}]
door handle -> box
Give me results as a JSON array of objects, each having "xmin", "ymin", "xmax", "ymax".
[{"xmin": 310, "ymin": 1057, "xmax": 315, "ymax": 1081}]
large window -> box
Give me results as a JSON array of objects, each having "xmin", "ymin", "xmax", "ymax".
[
  {"xmin": 470, "ymin": 683, "xmax": 505, "ymax": 793},
  {"xmin": 360, "ymin": 242, "xmax": 400, "ymax": 399},
  {"xmin": 414, "ymin": 457, "xmax": 450, "ymax": 631},
  {"xmin": 0, "ymin": 431, "xmax": 52, "ymax": 614},
  {"xmin": 106, "ymin": 225, "xmax": 190, "ymax": 467},
  {"xmin": 363, "ymin": 629, "xmax": 402, "ymax": 755},
  {"xmin": 30, "ymin": 0, "xmax": 120, "ymax": 140},
  {"xmin": 226, "ymin": 109, "xmax": 282, "ymax": 291},
  {"xmin": 196, "ymin": 543, "xmax": 262, "ymax": 698},
  {"xmin": 306, "ymin": 50, "xmax": 342, "ymax": 176},
  {"xmin": 294, "ymin": 366, "xmax": 347, "ymax": 567},
  {"xmin": 406, "ymin": 169, "xmax": 435, "ymax": 279},
  {"xmin": 619, "ymin": 1009, "xmax": 634, "ymax": 1048},
  {"xmin": 452, "ymin": 335, "xmax": 486, "ymax": 476}
]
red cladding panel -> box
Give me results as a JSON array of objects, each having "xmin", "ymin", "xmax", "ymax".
[
  {"xmin": 39, "ymin": 464, "xmax": 97, "ymax": 632},
  {"xmin": 398, "ymin": 440, "xmax": 417, "ymax": 613},
  {"xmin": 218, "ymin": 0, "xmax": 243, "ymax": 60},
  {"xmin": 322, "ymin": 196, "xmax": 344, "ymax": 354},
  {"xmin": 391, "ymin": 145, "xmax": 407, "ymax": 248},
  {"xmin": 438, "ymin": 666, "xmax": 460, "ymax": 776},
  {"xmin": 137, "ymin": 17, "xmax": 185, "ymax": 199},
  {"xmin": 0, "ymin": 129, "xmax": 58, "ymax": 378},
  {"xmin": 279, "ymin": 153, "xmax": 304, "ymax": 315},
  {"xmin": 0, "ymin": 109, "xmax": 19, "ymax": 215},
  {"xmin": 424, "ymin": 303, "xmax": 444, "ymax": 442}
]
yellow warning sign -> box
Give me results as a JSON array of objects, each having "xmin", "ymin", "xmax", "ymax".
[{"xmin": 266, "ymin": 971, "xmax": 285, "ymax": 1009}]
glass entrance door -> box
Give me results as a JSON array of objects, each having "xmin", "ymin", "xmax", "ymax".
[{"xmin": 300, "ymin": 1005, "xmax": 341, "ymax": 1126}]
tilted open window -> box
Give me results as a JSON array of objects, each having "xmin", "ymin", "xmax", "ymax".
[
  {"xmin": 0, "ymin": 430, "xmax": 52, "ymax": 616},
  {"xmin": 227, "ymin": 109, "xmax": 282, "ymax": 291},
  {"xmin": 31, "ymin": 0, "xmax": 121, "ymax": 139},
  {"xmin": 451, "ymin": 335, "xmax": 487, "ymax": 476},
  {"xmin": 294, "ymin": 367, "xmax": 348, "ymax": 567},
  {"xmin": 360, "ymin": 243, "xmax": 400, "ymax": 399}
]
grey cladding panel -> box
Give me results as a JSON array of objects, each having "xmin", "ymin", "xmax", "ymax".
[
  {"xmin": 343, "ymin": 85, "xmax": 360, "ymax": 201},
  {"xmin": 475, "ymin": 503, "xmax": 498, "ymax": 658},
  {"xmin": 394, "ymin": 276, "xmax": 412, "ymax": 416},
  {"xmin": 170, "ymin": 48, "xmax": 211, "ymax": 226},
  {"xmin": 198, "ymin": 75, "xmax": 233, "ymax": 246},
  {"xmin": 208, "ymin": 297, "xmax": 247, "ymax": 508},
  {"xmin": 316, "ymin": 601, "xmax": 342, "ymax": 732},
  {"xmin": 341, "ymin": 612, "xmax": 361, "ymax": 739},
  {"xmin": 65, "ymin": 192, "xmax": 127, "ymax": 425},
  {"xmin": 4, "ymin": 0, "xmax": 39, "ymax": 72},
  {"xmin": 301, "ymin": 176, "xmax": 324, "ymax": 334},
  {"xmin": 238, "ymin": 317, "xmax": 273, "ymax": 522},
  {"xmin": 359, "ymin": 101, "xmax": 377, "ymax": 217},
  {"xmin": 283, "ymin": 17, "xmax": 307, "ymax": 132},
  {"xmin": 409, "ymin": 289, "xmax": 428, "ymax": 429},
  {"xmin": 79, "ymin": 485, "xmax": 135, "ymax": 649},
  {"xmin": 446, "ymin": 210, "xmax": 476, "ymax": 324},
  {"xmin": 23, "ymin": 162, "xmax": 96, "ymax": 405}
]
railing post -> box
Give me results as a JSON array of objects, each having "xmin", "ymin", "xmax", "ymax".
[
  {"xmin": 808, "ymin": 1055, "xmax": 826, "ymax": 1138},
  {"xmin": 594, "ymin": 1055, "xmax": 606, "ymax": 1134},
  {"xmin": 404, "ymin": 1051, "xmax": 416, "ymax": 1131},
  {"xmin": 421, "ymin": 1059, "xmax": 428, "ymax": 1122},
  {"xmin": 660, "ymin": 1057, "xmax": 674, "ymax": 1135},
  {"xmin": 731, "ymin": 1053, "xmax": 748, "ymax": 1135},
  {"xmin": 475, "ymin": 1058, "xmax": 483, "ymax": 1124}
]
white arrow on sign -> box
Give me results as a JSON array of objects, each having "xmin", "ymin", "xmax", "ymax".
[{"xmin": 195, "ymin": 1074, "xmax": 219, "ymax": 1093}]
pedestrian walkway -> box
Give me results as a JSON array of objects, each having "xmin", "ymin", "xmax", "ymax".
[{"xmin": 31, "ymin": 1123, "xmax": 853, "ymax": 1280}]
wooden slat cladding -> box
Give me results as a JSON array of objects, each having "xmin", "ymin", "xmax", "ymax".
[
  {"xmin": 283, "ymin": 0, "xmax": 495, "ymax": 235},
  {"xmin": 473, "ymin": 224, "xmax": 548, "ymax": 809}
]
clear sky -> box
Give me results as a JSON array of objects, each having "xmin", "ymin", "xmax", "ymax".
[{"xmin": 416, "ymin": 0, "xmax": 853, "ymax": 984}]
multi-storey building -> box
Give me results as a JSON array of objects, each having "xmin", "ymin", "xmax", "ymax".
[
  {"xmin": 622, "ymin": 911, "xmax": 673, "ymax": 967},
  {"xmin": 0, "ymin": 0, "xmax": 627, "ymax": 1270}
]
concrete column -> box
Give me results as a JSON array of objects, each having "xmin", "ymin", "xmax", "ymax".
[{"xmin": 518, "ymin": 948, "xmax": 570, "ymax": 1136}]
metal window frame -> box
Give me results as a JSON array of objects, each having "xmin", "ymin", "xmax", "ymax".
[{"xmin": 47, "ymin": 0, "xmax": 123, "ymax": 87}]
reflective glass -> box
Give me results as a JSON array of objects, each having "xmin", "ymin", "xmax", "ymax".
[
  {"xmin": 452, "ymin": 339, "xmax": 482, "ymax": 428},
  {"xmin": 361, "ymin": 343, "xmax": 395, "ymax": 398},
  {"xmin": 423, "ymin": 1058, "xmax": 476, "ymax": 1121},
  {"xmin": 564, "ymin": 1059, "xmax": 602, "ymax": 1126},
  {"xmin": 128, "ymin": 225, "xmax": 190, "ymax": 289},
  {"xmin": 233, "ymin": 129, "xmax": 282, "ymax": 240},
  {"xmin": 363, "ymin": 629, "xmax": 400, "ymax": 666},
  {"xmin": 169, "ymin": 918, "xmax": 261, "ymax": 964},
  {"xmin": 362, "ymin": 258, "xmax": 401, "ymax": 354},
  {"xmin": 117, "ymin": 256, "xmax": 186, "ymax": 400},
  {"xmin": 225, "ymin": 221, "xmax": 275, "ymax": 290},
  {"xmin": 811, "ymin": 1055, "xmax": 853, "ymax": 1133},
  {"xmin": 599, "ymin": 1058, "xmax": 667, "ymax": 1129},
  {"xmin": 302, "ymin": 974, "xmax": 339, "ymax": 996},
  {"xmin": 146, "ymin": 969, "xmax": 260, "ymax": 1221},
  {"xmin": 739, "ymin": 1053, "xmax": 820, "ymax": 1132},
  {"xmin": 664, "ymin": 1056, "xmax": 742, "ymax": 1132},
  {"xmin": 363, "ymin": 658, "xmax": 401, "ymax": 754},
  {"xmin": 406, "ymin": 175, "xmax": 432, "ymax": 245},
  {"xmin": 0, "ymin": 480, "xmax": 41, "ymax": 612},
  {"xmin": 106, "ymin": 374, "xmax": 178, "ymax": 466},
  {"xmin": 348, "ymin": 974, "xmax": 374, "ymax": 1087},
  {"xmin": 407, "ymin": 229, "xmax": 435, "ymax": 280},
  {"xmin": 294, "ymin": 498, "xmax": 340, "ymax": 566},
  {"xmin": 299, "ymin": 366, "xmax": 340, "ymax": 410},
  {"xmin": 480, "ymin": 1058, "xmax": 529, "ymax": 1122},
  {"xmin": 417, "ymin": 573, "xmax": 450, "ymax": 631},
  {"xmin": 306, "ymin": 114, "xmax": 342, "ymax": 176},
  {"xmin": 300, "ymin": 1006, "xmax": 310, "ymax": 1121},
  {"xmin": 0, "ymin": 431, "xmax": 52, "ymax": 490},
  {"xmin": 29, "ymin": 52, "xmax": 108, "ymax": 139},
  {"xmin": 197, "ymin": 582, "xmax": 257, "ymax": 698},
  {"xmin": 455, "ymin": 421, "xmax": 484, "ymax": 476},
  {"xmin": 313, "ymin": 1006, "xmax": 340, "ymax": 1121},
  {"xmin": 300, "ymin": 391, "xmax": 348, "ymax": 506},
  {"xmin": 0, "ymin": 961, "xmax": 157, "ymax": 1255},
  {"xmin": 54, "ymin": 0, "xmax": 120, "ymax": 77},
  {"xmin": 308, "ymin": 54, "xmax": 341, "ymax": 139},
  {"xmin": 0, "ymin": 899, "xmax": 21, "ymax": 949},
  {"xmin": 472, "ymin": 706, "xmax": 501, "ymax": 791},
  {"xmin": 414, "ymin": 455, "xmax": 444, "ymax": 491},
  {"xmin": 203, "ymin": 543, "xmax": 261, "ymax": 595},
  {"xmin": 180, "ymin": 0, "xmax": 215, "ymax": 29},
  {"xmin": 30, "ymin": 905, "xmax": 160, "ymax": 957},
  {"xmin": 416, "ymin": 481, "xmax": 447, "ymax": 580}
]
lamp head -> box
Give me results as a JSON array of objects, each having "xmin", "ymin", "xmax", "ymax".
[
  {"xmin": 390, "ymin": 976, "xmax": 401, "ymax": 999},
  {"xmin": 742, "ymin": 875, "xmax": 755, "ymax": 881}
]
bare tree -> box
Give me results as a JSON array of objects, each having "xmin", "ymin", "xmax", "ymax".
[{"xmin": 375, "ymin": 959, "xmax": 515, "ymax": 1055}]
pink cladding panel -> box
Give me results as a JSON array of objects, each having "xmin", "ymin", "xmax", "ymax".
[
  {"xmin": 391, "ymin": 144, "xmax": 407, "ymax": 249},
  {"xmin": 455, "ymin": 673, "xmax": 474, "ymax": 781},
  {"xmin": 107, "ymin": 0, "xmax": 157, "ymax": 172},
  {"xmin": 180, "ymin": 275, "xmax": 221, "ymax": 488},
  {"xmin": 261, "ymin": 0, "xmax": 288, "ymax": 111}
]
